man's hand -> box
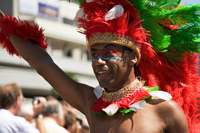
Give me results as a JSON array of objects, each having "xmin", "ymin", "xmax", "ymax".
[{"xmin": 33, "ymin": 97, "xmax": 47, "ymax": 116}]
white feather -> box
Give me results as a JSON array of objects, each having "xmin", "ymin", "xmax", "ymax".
[
  {"xmin": 149, "ymin": 91, "xmax": 172, "ymax": 100},
  {"xmin": 130, "ymin": 100, "xmax": 146, "ymax": 112},
  {"xmin": 73, "ymin": 8, "xmax": 84, "ymax": 26},
  {"xmin": 102, "ymin": 104, "xmax": 119, "ymax": 116},
  {"xmin": 86, "ymin": 0, "xmax": 94, "ymax": 2},
  {"xmin": 105, "ymin": 5, "xmax": 124, "ymax": 21}
]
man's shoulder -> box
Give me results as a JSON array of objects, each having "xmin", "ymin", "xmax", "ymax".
[
  {"xmin": 42, "ymin": 117, "xmax": 69, "ymax": 133},
  {"xmin": 145, "ymin": 97, "xmax": 189, "ymax": 132},
  {"xmin": 144, "ymin": 97, "xmax": 186, "ymax": 124},
  {"xmin": 146, "ymin": 97, "xmax": 181, "ymax": 114},
  {"xmin": 0, "ymin": 109, "xmax": 18, "ymax": 121}
]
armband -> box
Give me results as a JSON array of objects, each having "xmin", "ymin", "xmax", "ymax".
[{"xmin": 0, "ymin": 12, "xmax": 48, "ymax": 57}]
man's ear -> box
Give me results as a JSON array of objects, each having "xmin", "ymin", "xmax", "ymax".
[
  {"xmin": 13, "ymin": 96, "xmax": 20, "ymax": 108},
  {"xmin": 129, "ymin": 57, "xmax": 137, "ymax": 66},
  {"xmin": 129, "ymin": 52, "xmax": 137, "ymax": 66}
]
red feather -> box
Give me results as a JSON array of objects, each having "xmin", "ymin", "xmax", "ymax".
[
  {"xmin": 91, "ymin": 87, "xmax": 150, "ymax": 113},
  {"xmin": 139, "ymin": 50, "xmax": 200, "ymax": 132},
  {"xmin": 0, "ymin": 13, "xmax": 48, "ymax": 57}
]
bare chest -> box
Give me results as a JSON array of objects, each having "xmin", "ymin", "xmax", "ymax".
[{"xmin": 88, "ymin": 110, "xmax": 166, "ymax": 133}]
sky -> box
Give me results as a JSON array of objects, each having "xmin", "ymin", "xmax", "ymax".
[{"xmin": 181, "ymin": 0, "xmax": 200, "ymax": 4}]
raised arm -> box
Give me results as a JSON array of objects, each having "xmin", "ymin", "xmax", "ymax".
[{"xmin": 0, "ymin": 11, "xmax": 95, "ymax": 115}]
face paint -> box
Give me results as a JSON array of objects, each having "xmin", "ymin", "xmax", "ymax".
[
  {"xmin": 92, "ymin": 56, "xmax": 123, "ymax": 61},
  {"xmin": 91, "ymin": 45, "xmax": 123, "ymax": 62}
]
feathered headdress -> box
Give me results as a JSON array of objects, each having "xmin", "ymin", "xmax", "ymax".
[
  {"xmin": 0, "ymin": 0, "xmax": 199, "ymax": 132},
  {"xmin": 73, "ymin": 0, "xmax": 200, "ymax": 132}
]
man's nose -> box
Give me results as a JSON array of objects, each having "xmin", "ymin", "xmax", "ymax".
[{"xmin": 93, "ymin": 56, "xmax": 106, "ymax": 65}]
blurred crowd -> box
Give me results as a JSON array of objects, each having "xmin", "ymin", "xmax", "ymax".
[{"xmin": 0, "ymin": 83, "xmax": 90, "ymax": 133}]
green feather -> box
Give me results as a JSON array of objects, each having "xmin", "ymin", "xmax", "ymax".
[
  {"xmin": 73, "ymin": 0, "xmax": 86, "ymax": 4},
  {"xmin": 74, "ymin": 0, "xmax": 200, "ymax": 66},
  {"xmin": 92, "ymin": 111, "xmax": 105, "ymax": 117},
  {"xmin": 118, "ymin": 108, "xmax": 133, "ymax": 116},
  {"xmin": 160, "ymin": 4, "xmax": 200, "ymax": 25},
  {"xmin": 146, "ymin": 86, "xmax": 159, "ymax": 92},
  {"xmin": 130, "ymin": 0, "xmax": 200, "ymax": 64}
]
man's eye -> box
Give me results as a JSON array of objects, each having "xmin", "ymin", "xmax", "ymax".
[
  {"xmin": 91, "ymin": 53, "xmax": 98, "ymax": 57},
  {"xmin": 106, "ymin": 51, "xmax": 113, "ymax": 55}
]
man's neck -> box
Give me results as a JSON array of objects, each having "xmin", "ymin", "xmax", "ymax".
[
  {"xmin": 102, "ymin": 78, "xmax": 142, "ymax": 102},
  {"xmin": 7, "ymin": 107, "xmax": 18, "ymax": 116},
  {"xmin": 105, "ymin": 77, "xmax": 136, "ymax": 92}
]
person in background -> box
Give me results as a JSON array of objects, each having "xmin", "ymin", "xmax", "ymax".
[
  {"xmin": 79, "ymin": 117, "xmax": 90, "ymax": 133},
  {"xmin": 61, "ymin": 100, "xmax": 89, "ymax": 133},
  {"xmin": 45, "ymin": 95, "xmax": 66, "ymax": 126},
  {"xmin": 60, "ymin": 100, "xmax": 70, "ymax": 111},
  {"xmin": 33, "ymin": 98, "xmax": 69, "ymax": 133},
  {"xmin": 19, "ymin": 103, "xmax": 34, "ymax": 123},
  {"xmin": 64, "ymin": 110, "xmax": 79, "ymax": 133},
  {"xmin": 0, "ymin": 83, "xmax": 47, "ymax": 133}
]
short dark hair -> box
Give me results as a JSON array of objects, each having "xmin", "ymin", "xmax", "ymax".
[
  {"xmin": 0, "ymin": 83, "xmax": 22, "ymax": 109},
  {"xmin": 64, "ymin": 110, "xmax": 76, "ymax": 129},
  {"xmin": 122, "ymin": 46, "xmax": 133, "ymax": 66}
]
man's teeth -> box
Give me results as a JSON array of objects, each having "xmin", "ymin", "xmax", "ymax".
[{"xmin": 98, "ymin": 71, "xmax": 109, "ymax": 75}]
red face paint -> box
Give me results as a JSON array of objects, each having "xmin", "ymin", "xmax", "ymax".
[{"xmin": 90, "ymin": 45, "xmax": 123, "ymax": 59}]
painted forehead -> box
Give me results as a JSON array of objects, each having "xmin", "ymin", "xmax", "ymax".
[
  {"xmin": 90, "ymin": 44, "xmax": 124, "ymax": 61},
  {"xmin": 90, "ymin": 44, "xmax": 123, "ymax": 51},
  {"xmin": 90, "ymin": 44, "xmax": 123, "ymax": 57}
]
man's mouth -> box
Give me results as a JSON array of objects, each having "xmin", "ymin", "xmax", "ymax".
[{"xmin": 97, "ymin": 71, "xmax": 111, "ymax": 78}]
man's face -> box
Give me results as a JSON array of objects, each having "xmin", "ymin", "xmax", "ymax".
[
  {"xmin": 91, "ymin": 43, "xmax": 132, "ymax": 91},
  {"xmin": 15, "ymin": 94, "xmax": 24, "ymax": 115}
]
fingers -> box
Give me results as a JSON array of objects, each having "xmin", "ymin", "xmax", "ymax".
[
  {"xmin": 33, "ymin": 97, "xmax": 47, "ymax": 116},
  {"xmin": 37, "ymin": 97, "xmax": 47, "ymax": 104},
  {"xmin": 33, "ymin": 97, "xmax": 47, "ymax": 106}
]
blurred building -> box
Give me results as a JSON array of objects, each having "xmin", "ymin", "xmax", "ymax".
[{"xmin": 0, "ymin": 0, "xmax": 98, "ymax": 97}]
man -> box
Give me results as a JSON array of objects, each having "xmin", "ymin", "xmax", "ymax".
[
  {"xmin": 33, "ymin": 98, "xmax": 69, "ymax": 133},
  {"xmin": 0, "ymin": 83, "xmax": 46, "ymax": 133},
  {"xmin": 79, "ymin": 117, "xmax": 90, "ymax": 133},
  {"xmin": 64, "ymin": 110, "xmax": 78, "ymax": 133},
  {"xmin": 61, "ymin": 100, "xmax": 86, "ymax": 133},
  {"xmin": 0, "ymin": 0, "xmax": 200, "ymax": 132}
]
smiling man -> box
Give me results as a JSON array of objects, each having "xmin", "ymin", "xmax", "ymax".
[
  {"xmin": 0, "ymin": 0, "xmax": 200, "ymax": 133},
  {"xmin": 90, "ymin": 44, "xmax": 135, "ymax": 91}
]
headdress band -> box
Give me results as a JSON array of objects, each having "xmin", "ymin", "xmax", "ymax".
[{"xmin": 88, "ymin": 32, "xmax": 141, "ymax": 64}]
